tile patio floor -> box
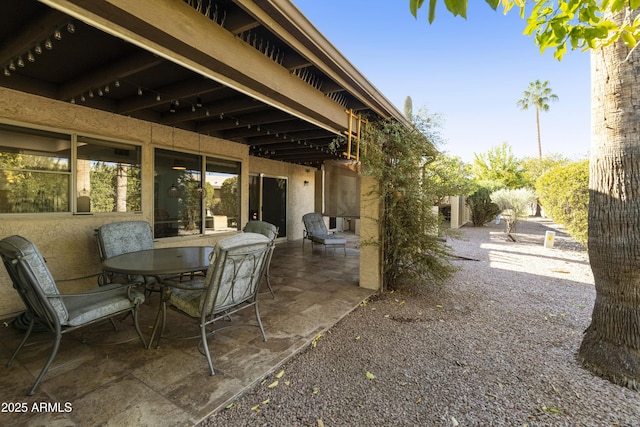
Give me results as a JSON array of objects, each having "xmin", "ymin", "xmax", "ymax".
[{"xmin": 0, "ymin": 234, "xmax": 373, "ymax": 426}]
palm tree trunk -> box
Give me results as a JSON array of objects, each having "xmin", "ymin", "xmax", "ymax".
[
  {"xmin": 578, "ymin": 8, "xmax": 640, "ymax": 391},
  {"xmin": 535, "ymin": 107, "xmax": 543, "ymax": 216},
  {"xmin": 535, "ymin": 107, "xmax": 542, "ymax": 159}
]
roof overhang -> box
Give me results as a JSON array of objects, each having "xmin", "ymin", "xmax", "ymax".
[{"xmin": 0, "ymin": 0, "xmax": 407, "ymax": 166}]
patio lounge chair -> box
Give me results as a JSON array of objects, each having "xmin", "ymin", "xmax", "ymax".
[
  {"xmin": 0, "ymin": 235, "xmax": 146, "ymax": 395},
  {"xmin": 243, "ymin": 220, "xmax": 279, "ymax": 298},
  {"xmin": 302, "ymin": 212, "xmax": 347, "ymax": 256},
  {"xmin": 165, "ymin": 233, "xmax": 272, "ymax": 375}
]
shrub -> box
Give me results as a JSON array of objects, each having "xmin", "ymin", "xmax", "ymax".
[
  {"xmin": 536, "ymin": 160, "xmax": 588, "ymax": 245},
  {"xmin": 466, "ymin": 187, "xmax": 501, "ymax": 226},
  {"xmin": 359, "ymin": 114, "xmax": 457, "ymax": 289},
  {"xmin": 490, "ymin": 188, "xmax": 537, "ymax": 234}
]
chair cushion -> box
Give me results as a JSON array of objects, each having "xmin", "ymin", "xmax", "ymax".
[
  {"xmin": 169, "ymin": 286, "xmax": 205, "ymax": 318},
  {"xmin": 243, "ymin": 221, "xmax": 278, "ymax": 240},
  {"xmin": 302, "ymin": 213, "xmax": 329, "ymax": 237},
  {"xmin": 311, "ymin": 234, "xmax": 347, "ymax": 245},
  {"xmin": 1, "ymin": 235, "xmax": 68, "ymax": 322},
  {"xmin": 62, "ymin": 283, "xmax": 145, "ymax": 326},
  {"xmin": 97, "ymin": 221, "xmax": 154, "ymax": 259}
]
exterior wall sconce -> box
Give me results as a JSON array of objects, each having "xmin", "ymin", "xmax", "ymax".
[{"xmin": 304, "ymin": 180, "xmax": 309, "ymax": 186}]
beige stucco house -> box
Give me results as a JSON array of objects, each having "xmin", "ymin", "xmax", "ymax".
[{"xmin": 0, "ymin": 0, "xmax": 411, "ymax": 318}]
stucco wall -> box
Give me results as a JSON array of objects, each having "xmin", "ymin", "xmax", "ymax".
[{"xmin": 0, "ymin": 87, "xmax": 317, "ymax": 318}]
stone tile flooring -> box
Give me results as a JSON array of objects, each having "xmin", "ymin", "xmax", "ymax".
[{"xmin": 0, "ymin": 235, "xmax": 372, "ymax": 426}]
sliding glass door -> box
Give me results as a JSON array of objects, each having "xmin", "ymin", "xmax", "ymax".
[{"xmin": 248, "ymin": 174, "xmax": 286, "ymax": 238}]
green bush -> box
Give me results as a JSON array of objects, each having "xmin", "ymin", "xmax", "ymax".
[
  {"xmin": 466, "ymin": 187, "xmax": 501, "ymax": 226},
  {"xmin": 536, "ymin": 160, "xmax": 589, "ymax": 245},
  {"xmin": 359, "ymin": 115, "xmax": 456, "ymax": 289},
  {"xmin": 490, "ymin": 188, "xmax": 537, "ymax": 234}
]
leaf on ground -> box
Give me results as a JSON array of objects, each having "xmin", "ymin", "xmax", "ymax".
[
  {"xmin": 251, "ymin": 404, "xmax": 260, "ymax": 412},
  {"xmin": 284, "ymin": 380, "xmax": 290, "ymax": 386},
  {"xmin": 415, "ymin": 396, "xmax": 422, "ymax": 403},
  {"xmin": 262, "ymin": 398, "xmax": 270, "ymax": 405},
  {"xmin": 225, "ymin": 402, "xmax": 234, "ymax": 409},
  {"xmin": 267, "ymin": 380, "xmax": 278, "ymax": 388},
  {"xmin": 275, "ymin": 369, "xmax": 285, "ymax": 379},
  {"xmin": 436, "ymin": 304, "xmax": 443, "ymax": 308},
  {"xmin": 312, "ymin": 386, "xmax": 319, "ymax": 394},
  {"xmin": 451, "ymin": 416, "xmax": 459, "ymax": 426},
  {"xmin": 365, "ymin": 371, "xmax": 376, "ymax": 380},
  {"xmin": 355, "ymin": 335, "xmax": 361, "ymax": 340},
  {"xmin": 317, "ymin": 420, "xmax": 325, "ymax": 427},
  {"xmin": 311, "ymin": 334, "xmax": 323, "ymax": 348},
  {"xmin": 542, "ymin": 406, "xmax": 562, "ymax": 414}
]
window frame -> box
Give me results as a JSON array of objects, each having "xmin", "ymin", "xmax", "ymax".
[{"xmin": 0, "ymin": 121, "xmax": 143, "ymax": 216}]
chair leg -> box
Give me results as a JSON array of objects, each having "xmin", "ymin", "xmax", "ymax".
[
  {"xmin": 265, "ymin": 272, "xmax": 275, "ymax": 299},
  {"xmin": 7, "ymin": 318, "xmax": 35, "ymax": 368},
  {"xmin": 201, "ymin": 323, "xmax": 215, "ymax": 376},
  {"xmin": 254, "ymin": 302, "xmax": 267, "ymax": 342},
  {"xmin": 29, "ymin": 332, "xmax": 62, "ymax": 395},
  {"xmin": 131, "ymin": 306, "xmax": 147, "ymax": 348}
]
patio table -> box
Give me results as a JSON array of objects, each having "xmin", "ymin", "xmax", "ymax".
[{"xmin": 102, "ymin": 246, "xmax": 213, "ymax": 348}]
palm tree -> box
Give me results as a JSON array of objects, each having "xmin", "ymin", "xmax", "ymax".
[
  {"xmin": 517, "ymin": 80, "xmax": 559, "ymax": 159},
  {"xmin": 578, "ymin": 8, "xmax": 640, "ymax": 391}
]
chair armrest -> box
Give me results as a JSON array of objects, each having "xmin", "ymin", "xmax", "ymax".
[{"xmin": 48, "ymin": 282, "xmax": 143, "ymax": 302}]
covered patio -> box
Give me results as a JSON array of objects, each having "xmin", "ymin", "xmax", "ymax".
[{"xmin": 0, "ymin": 234, "xmax": 370, "ymax": 426}]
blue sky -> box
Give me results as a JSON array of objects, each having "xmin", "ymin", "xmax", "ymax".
[{"xmin": 292, "ymin": 1, "xmax": 591, "ymax": 163}]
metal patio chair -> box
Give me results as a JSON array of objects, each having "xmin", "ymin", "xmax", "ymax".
[
  {"xmin": 0, "ymin": 235, "xmax": 146, "ymax": 395},
  {"xmin": 95, "ymin": 220, "xmax": 155, "ymax": 286},
  {"xmin": 165, "ymin": 233, "xmax": 272, "ymax": 375},
  {"xmin": 243, "ymin": 220, "xmax": 279, "ymax": 298},
  {"xmin": 302, "ymin": 212, "xmax": 347, "ymax": 256}
]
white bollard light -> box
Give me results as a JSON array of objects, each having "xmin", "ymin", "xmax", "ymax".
[{"xmin": 544, "ymin": 231, "xmax": 556, "ymax": 249}]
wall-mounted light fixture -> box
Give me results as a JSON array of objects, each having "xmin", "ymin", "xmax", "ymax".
[{"xmin": 304, "ymin": 180, "xmax": 309, "ymax": 186}]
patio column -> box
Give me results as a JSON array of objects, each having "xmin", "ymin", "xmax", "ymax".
[{"xmin": 359, "ymin": 175, "xmax": 383, "ymax": 291}]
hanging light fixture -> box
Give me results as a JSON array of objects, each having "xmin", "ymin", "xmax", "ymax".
[
  {"xmin": 170, "ymin": 127, "xmax": 186, "ymax": 170},
  {"xmin": 172, "ymin": 159, "xmax": 186, "ymax": 170}
]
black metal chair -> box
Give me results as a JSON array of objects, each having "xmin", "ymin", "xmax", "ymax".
[
  {"xmin": 0, "ymin": 235, "xmax": 147, "ymax": 395},
  {"xmin": 165, "ymin": 233, "xmax": 272, "ymax": 375},
  {"xmin": 243, "ymin": 220, "xmax": 279, "ymax": 298}
]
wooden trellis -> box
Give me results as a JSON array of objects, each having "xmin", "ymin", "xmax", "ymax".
[{"xmin": 343, "ymin": 109, "xmax": 367, "ymax": 161}]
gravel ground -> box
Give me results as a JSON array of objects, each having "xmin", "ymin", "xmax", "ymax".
[{"xmin": 199, "ymin": 218, "xmax": 640, "ymax": 427}]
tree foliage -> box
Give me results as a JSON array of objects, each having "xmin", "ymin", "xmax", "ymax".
[
  {"xmin": 491, "ymin": 188, "xmax": 538, "ymax": 234},
  {"xmin": 520, "ymin": 154, "xmax": 571, "ymax": 189},
  {"xmin": 466, "ymin": 187, "xmax": 501, "ymax": 226},
  {"xmin": 517, "ymin": 80, "xmax": 559, "ymax": 159},
  {"xmin": 360, "ymin": 112, "xmax": 456, "ymax": 288},
  {"xmin": 472, "ymin": 142, "xmax": 525, "ymax": 189},
  {"xmin": 536, "ymin": 160, "xmax": 589, "ymax": 245},
  {"xmin": 409, "ymin": 0, "xmax": 640, "ymax": 59}
]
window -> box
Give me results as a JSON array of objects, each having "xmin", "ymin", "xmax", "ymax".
[
  {"xmin": 0, "ymin": 123, "xmax": 142, "ymax": 214},
  {"xmin": 0, "ymin": 124, "xmax": 71, "ymax": 213},
  {"xmin": 205, "ymin": 157, "xmax": 240, "ymax": 234},
  {"xmin": 77, "ymin": 136, "xmax": 141, "ymax": 213},
  {"xmin": 154, "ymin": 148, "xmax": 240, "ymax": 238}
]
